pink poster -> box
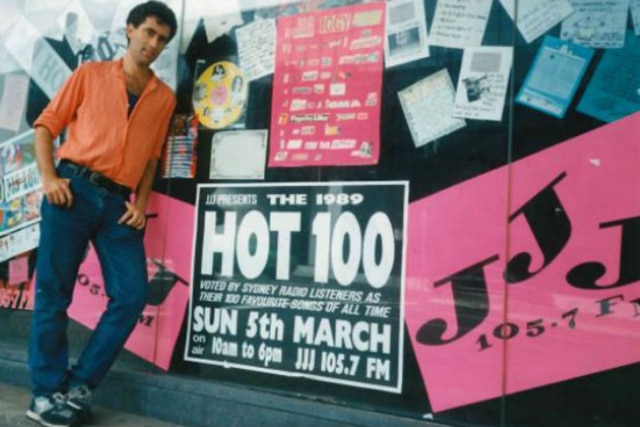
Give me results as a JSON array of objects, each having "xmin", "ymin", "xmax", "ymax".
[
  {"xmin": 268, "ymin": 2, "xmax": 385, "ymax": 167},
  {"xmin": 405, "ymin": 112, "xmax": 640, "ymax": 412},
  {"xmin": 68, "ymin": 192, "xmax": 194, "ymax": 370}
]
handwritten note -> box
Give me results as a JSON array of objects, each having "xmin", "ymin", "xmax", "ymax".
[
  {"xmin": 236, "ymin": 19, "xmax": 276, "ymax": 82},
  {"xmin": 560, "ymin": 0, "xmax": 629, "ymax": 49},
  {"xmin": 398, "ymin": 69, "xmax": 465, "ymax": 147},
  {"xmin": 430, "ymin": 0, "xmax": 492, "ymax": 48},
  {"xmin": 499, "ymin": 0, "xmax": 574, "ymax": 43}
]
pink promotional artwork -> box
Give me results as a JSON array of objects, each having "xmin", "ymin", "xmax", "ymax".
[{"xmin": 406, "ymin": 112, "xmax": 640, "ymax": 411}]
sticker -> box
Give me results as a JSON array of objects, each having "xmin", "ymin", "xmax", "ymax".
[{"xmin": 193, "ymin": 61, "xmax": 247, "ymax": 129}]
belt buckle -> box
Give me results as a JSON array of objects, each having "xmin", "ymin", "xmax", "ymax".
[{"xmin": 89, "ymin": 171, "xmax": 108, "ymax": 188}]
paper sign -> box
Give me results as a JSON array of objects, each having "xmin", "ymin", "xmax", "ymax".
[
  {"xmin": 453, "ymin": 46, "xmax": 513, "ymax": 121},
  {"xmin": 398, "ymin": 69, "xmax": 465, "ymax": 147},
  {"xmin": 429, "ymin": 0, "xmax": 492, "ymax": 48},
  {"xmin": 236, "ymin": 19, "xmax": 277, "ymax": 82},
  {"xmin": 560, "ymin": 0, "xmax": 629, "ymax": 49},
  {"xmin": 210, "ymin": 130, "xmax": 267, "ymax": 180},
  {"xmin": 499, "ymin": 0, "xmax": 574, "ymax": 44},
  {"xmin": 577, "ymin": 31, "xmax": 640, "ymax": 123},
  {"xmin": 0, "ymin": 74, "xmax": 29, "ymax": 132},
  {"xmin": 516, "ymin": 36, "xmax": 594, "ymax": 118},
  {"xmin": 384, "ymin": 0, "xmax": 430, "ymax": 68}
]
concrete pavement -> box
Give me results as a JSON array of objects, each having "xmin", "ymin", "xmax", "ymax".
[{"xmin": 0, "ymin": 382, "xmax": 189, "ymax": 427}]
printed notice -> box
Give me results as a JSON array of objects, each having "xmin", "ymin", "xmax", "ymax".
[
  {"xmin": 516, "ymin": 36, "xmax": 594, "ymax": 118},
  {"xmin": 429, "ymin": 0, "xmax": 492, "ymax": 49},
  {"xmin": 453, "ymin": 46, "xmax": 514, "ymax": 121},
  {"xmin": 560, "ymin": 0, "xmax": 629, "ymax": 49},
  {"xmin": 398, "ymin": 69, "xmax": 465, "ymax": 147},
  {"xmin": 384, "ymin": 0, "xmax": 429, "ymax": 68},
  {"xmin": 499, "ymin": 0, "xmax": 574, "ymax": 44},
  {"xmin": 185, "ymin": 182, "xmax": 408, "ymax": 393},
  {"xmin": 236, "ymin": 19, "xmax": 276, "ymax": 82},
  {"xmin": 577, "ymin": 31, "xmax": 640, "ymax": 122}
]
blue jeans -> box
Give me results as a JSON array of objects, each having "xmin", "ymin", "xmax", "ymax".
[{"xmin": 29, "ymin": 162, "xmax": 148, "ymax": 396}]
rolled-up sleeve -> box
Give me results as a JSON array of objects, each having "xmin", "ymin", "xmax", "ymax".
[{"xmin": 34, "ymin": 64, "xmax": 87, "ymax": 137}]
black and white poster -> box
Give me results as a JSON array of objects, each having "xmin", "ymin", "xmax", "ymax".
[{"xmin": 185, "ymin": 182, "xmax": 408, "ymax": 392}]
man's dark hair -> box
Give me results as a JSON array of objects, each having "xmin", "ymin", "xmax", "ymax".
[{"xmin": 127, "ymin": 1, "xmax": 178, "ymax": 42}]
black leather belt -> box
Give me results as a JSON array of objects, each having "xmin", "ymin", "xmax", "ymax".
[{"xmin": 60, "ymin": 159, "xmax": 131, "ymax": 197}]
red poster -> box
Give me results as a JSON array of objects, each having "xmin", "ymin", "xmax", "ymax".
[
  {"xmin": 405, "ymin": 112, "xmax": 640, "ymax": 411},
  {"xmin": 269, "ymin": 2, "xmax": 385, "ymax": 167}
]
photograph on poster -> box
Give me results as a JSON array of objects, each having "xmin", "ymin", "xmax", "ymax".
[
  {"xmin": 499, "ymin": 0, "xmax": 574, "ymax": 44},
  {"xmin": 384, "ymin": 0, "xmax": 429, "ymax": 68},
  {"xmin": 516, "ymin": 36, "xmax": 594, "ymax": 119},
  {"xmin": 429, "ymin": 0, "xmax": 492, "ymax": 49},
  {"xmin": 398, "ymin": 69, "xmax": 465, "ymax": 147},
  {"xmin": 453, "ymin": 46, "xmax": 513, "ymax": 121},
  {"xmin": 560, "ymin": 0, "xmax": 629, "ymax": 49},
  {"xmin": 185, "ymin": 182, "xmax": 408, "ymax": 393},
  {"xmin": 209, "ymin": 130, "xmax": 268, "ymax": 180},
  {"xmin": 577, "ymin": 31, "xmax": 640, "ymax": 123},
  {"xmin": 236, "ymin": 18, "xmax": 276, "ymax": 82}
]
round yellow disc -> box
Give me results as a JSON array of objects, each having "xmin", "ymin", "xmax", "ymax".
[{"xmin": 192, "ymin": 61, "xmax": 247, "ymax": 129}]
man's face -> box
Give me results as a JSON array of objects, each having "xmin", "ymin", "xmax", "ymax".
[{"xmin": 126, "ymin": 16, "xmax": 171, "ymax": 66}]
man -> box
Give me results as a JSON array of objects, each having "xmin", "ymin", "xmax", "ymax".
[{"xmin": 26, "ymin": 2, "xmax": 177, "ymax": 427}]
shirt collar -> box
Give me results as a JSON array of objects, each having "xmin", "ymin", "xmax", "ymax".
[{"xmin": 112, "ymin": 58, "xmax": 158, "ymax": 92}]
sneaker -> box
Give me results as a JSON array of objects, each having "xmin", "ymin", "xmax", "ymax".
[
  {"xmin": 67, "ymin": 385, "xmax": 93, "ymax": 422},
  {"xmin": 26, "ymin": 392, "xmax": 80, "ymax": 427}
]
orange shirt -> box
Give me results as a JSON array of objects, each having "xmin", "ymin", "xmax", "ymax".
[{"xmin": 34, "ymin": 58, "xmax": 176, "ymax": 190}]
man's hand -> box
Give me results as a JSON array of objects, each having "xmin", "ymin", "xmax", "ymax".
[
  {"xmin": 118, "ymin": 201, "xmax": 147, "ymax": 229},
  {"xmin": 43, "ymin": 175, "xmax": 73, "ymax": 208}
]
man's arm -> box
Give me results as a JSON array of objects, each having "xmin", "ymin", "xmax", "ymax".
[
  {"xmin": 34, "ymin": 125, "xmax": 73, "ymax": 207},
  {"xmin": 118, "ymin": 158, "xmax": 158, "ymax": 229}
]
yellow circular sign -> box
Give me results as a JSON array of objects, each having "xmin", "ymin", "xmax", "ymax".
[{"xmin": 192, "ymin": 61, "xmax": 247, "ymax": 129}]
